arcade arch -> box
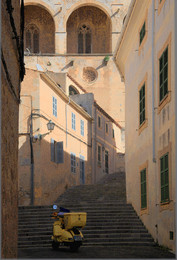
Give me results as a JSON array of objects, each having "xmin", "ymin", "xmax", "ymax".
[
  {"xmin": 67, "ymin": 6, "xmax": 112, "ymax": 54},
  {"xmin": 24, "ymin": 5, "xmax": 55, "ymax": 54}
]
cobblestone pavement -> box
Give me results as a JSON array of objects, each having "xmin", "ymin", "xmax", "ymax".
[{"xmin": 18, "ymin": 246, "xmax": 175, "ymax": 259}]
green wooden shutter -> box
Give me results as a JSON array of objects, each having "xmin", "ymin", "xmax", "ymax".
[
  {"xmin": 139, "ymin": 84, "xmax": 145, "ymax": 126},
  {"xmin": 56, "ymin": 142, "xmax": 64, "ymax": 164},
  {"xmin": 159, "ymin": 47, "xmax": 168, "ymax": 102},
  {"xmin": 160, "ymin": 153, "xmax": 169, "ymax": 202},
  {"xmin": 140, "ymin": 22, "xmax": 146, "ymax": 45},
  {"xmin": 51, "ymin": 138, "xmax": 55, "ymax": 162},
  {"xmin": 141, "ymin": 168, "xmax": 147, "ymax": 209}
]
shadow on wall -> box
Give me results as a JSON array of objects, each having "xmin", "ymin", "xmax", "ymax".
[
  {"xmin": 18, "ymin": 136, "xmax": 91, "ymax": 206},
  {"xmin": 116, "ymin": 153, "xmax": 125, "ymax": 172}
]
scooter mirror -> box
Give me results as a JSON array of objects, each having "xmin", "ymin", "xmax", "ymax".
[{"xmin": 53, "ymin": 204, "xmax": 58, "ymax": 210}]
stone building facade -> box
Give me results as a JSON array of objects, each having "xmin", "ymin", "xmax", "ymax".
[
  {"xmin": 115, "ymin": 0, "xmax": 176, "ymax": 252},
  {"xmin": 23, "ymin": 0, "xmax": 131, "ymax": 126},
  {"xmin": 1, "ymin": 0, "xmax": 25, "ymax": 258}
]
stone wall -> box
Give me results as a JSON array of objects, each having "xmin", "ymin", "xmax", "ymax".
[{"xmin": 1, "ymin": 0, "xmax": 23, "ymax": 258}]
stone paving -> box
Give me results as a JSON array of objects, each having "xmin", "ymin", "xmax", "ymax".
[{"xmin": 18, "ymin": 245, "xmax": 175, "ymax": 259}]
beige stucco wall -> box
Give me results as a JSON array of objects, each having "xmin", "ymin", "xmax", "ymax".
[
  {"xmin": 116, "ymin": 0, "xmax": 175, "ymax": 252},
  {"xmin": 19, "ymin": 69, "xmax": 92, "ymax": 205}
]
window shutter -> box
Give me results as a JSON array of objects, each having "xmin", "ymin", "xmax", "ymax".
[
  {"xmin": 56, "ymin": 142, "xmax": 64, "ymax": 164},
  {"xmin": 51, "ymin": 138, "xmax": 55, "ymax": 162}
]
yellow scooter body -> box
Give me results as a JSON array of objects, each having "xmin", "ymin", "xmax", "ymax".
[{"xmin": 51, "ymin": 218, "xmax": 84, "ymax": 243}]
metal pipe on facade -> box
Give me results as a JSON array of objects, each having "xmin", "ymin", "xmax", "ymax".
[
  {"xmin": 151, "ymin": 0, "xmax": 158, "ymax": 244},
  {"xmin": 21, "ymin": 95, "xmax": 34, "ymax": 205},
  {"xmin": 152, "ymin": 0, "xmax": 156, "ymax": 163}
]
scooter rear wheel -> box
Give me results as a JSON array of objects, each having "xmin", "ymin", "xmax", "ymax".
[{"xmin": 52, "ymin": 240, "xmax": 59, "ymax": 250}]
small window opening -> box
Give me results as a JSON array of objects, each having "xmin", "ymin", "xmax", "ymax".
[{"xmin": 78, "ymin": 24, "xmax": 91, "ymax": 54}]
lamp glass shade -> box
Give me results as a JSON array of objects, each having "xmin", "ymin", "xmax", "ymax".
[{"xmin": 47, "ymin": 120, "xmax": 55, "ymax": 131}]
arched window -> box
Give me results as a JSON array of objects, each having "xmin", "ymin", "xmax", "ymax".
[
  {"xmin": 69, "ymin": 86, "xmax": 79, "ymax": 96},
  {"xmin": 78, "ymin": 24, "xmax": 91, "ymax": 54},
  {"xmin": 25, "ymin": 24, "xmax": 39, "ymax": 53}
]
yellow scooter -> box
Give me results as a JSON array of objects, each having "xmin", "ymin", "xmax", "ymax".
[{"xmin": 51, "ymin": 205, "xmax": 87, "ymax": 252}]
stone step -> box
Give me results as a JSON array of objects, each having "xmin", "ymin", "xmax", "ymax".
[
  {"xmin": 18, "ymin": 240, "xmax": 155, "ymax": 249},
  {"xmin": 18, "ymin": 225, "xmax": 147, "ymax": 234},
  {"xmin": 18, "ymin": 213, "xmax": 138, "ymax": 221},
  {"xmin": 18, "ymin": 236, "xmax": 154, "ymax": 245},
  {"xmin": 18, "ymin": 228, "xmax": 149, "ymax": 237}
]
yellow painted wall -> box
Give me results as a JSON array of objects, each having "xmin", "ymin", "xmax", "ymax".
[{"xmin": 116, "ymin": 0, "xmax": 175, "ymax": 252}]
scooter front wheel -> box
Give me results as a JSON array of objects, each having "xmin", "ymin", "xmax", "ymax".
[{"xmin": 52, "ymin": 240, "xmax": 59, "ymax": 250}]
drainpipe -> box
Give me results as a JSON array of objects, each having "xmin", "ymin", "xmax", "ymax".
[
  {"xmin": 152, "ymin": 0, "xmax": 158, "ymax": 244},
  {"xmin": 152, "ymin": 0, "xmax": 156, "ymax": 164},
  {"xmin": 21, "ymin": 95, "xmax": 34, "ymax": 205},
  {"xmin": 30, "ymin": 109, "xmax": 34, "ymax": 205},
  {"xmin": 66, "ymin": 97, "xmax": 70, "ymax": 148},
  {"xmin": 174, "ymin": 0, "xmax": 177, "ymax": 253},
  {"xmin": 94, "ymin": 105, "xmax": 97, "ymax": 184}
]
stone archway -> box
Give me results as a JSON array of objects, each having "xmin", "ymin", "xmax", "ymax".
[
  {"xmin": 67, "ymin": 6, "xmax": 112, "ymax": 54},
  {"xmin": 24, "ymin": 5, "xmax": 55, "ymax": 54}
]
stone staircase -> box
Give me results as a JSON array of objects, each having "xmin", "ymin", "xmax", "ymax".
[{"xmin": 18, "ymin": 172, "xmax": 155, "ymax": 249}]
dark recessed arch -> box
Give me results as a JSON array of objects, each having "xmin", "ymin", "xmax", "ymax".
[
  {"xmin": 67, "ymin": 6, "xmax": 112, "ymax": 54},
  {"xmin": 24, "ymin": 5, "xmax": 55, "ymax": 54},
  {"xmin": 69, "ymin": 85, "xmax": 80, "ymax": 96}
]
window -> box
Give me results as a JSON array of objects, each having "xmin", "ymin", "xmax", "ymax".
[
  {"xmin": 51, "ymin": 139, "xmax": 64, "ymax": 164},
  {"xmin": 160, "ymin": 153, "xmax": 169, "ymax": 203},
  {"xmin": 80, "ymin": 120, "xmax": 84, "ymax": 136},
  {"xmin": 121, "ymin": 129, "xmax": 125, "ymax": 142},
  {"xmin": 97, "ymin": 144, "xmax": 101, "ymax": 164},
  {"xmin": 78, "ymin": 24, "xmax": 91, "ymax": 54},
  {"xmin": 139, "ymin": 84, "xmax": 145, "ymax": 126},
  {"xmin": 69, "ymin": 86, "xmax": 79, "ymax": 96},
  {"xmin": 139, "ymin": 22, "xmax": 146, "ymax": 45},
  {"xmin": 105, "ymin": 123, "xmax": 108, "ymax": 134},
  {"xmin": 53, "ymin": 97, "xmax": 57, "ymax": 117},
  {"xmin": 159, "ymin": 47, "xmax": 168, "ymax": 102},
  {"xmin": 105, "ymin": 150, "xmax": 109, "ymax": 174},
  {"xmin": 72, "ymin": 112, "xmax": 76, "ymax": 130},
  {"xmin": 112, "ymin": 129, "xmax": 115, "ymax": 138},
  {"xmin": 140, "ymin": 168, "xmax": 147, "ymax": 209},
  {"xmin": 25, "ymin": 24, "xmax": 39, "ymax": 53},
  {"xmin": 98, "ymin": 116, "xmax": 101, "ymax": 128},
  {"xmin": 71, "ymin": 153, "xmax": 76, "ymax": 173}
]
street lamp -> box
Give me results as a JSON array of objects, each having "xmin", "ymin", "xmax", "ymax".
[{"xmin": 33, "ymin": 120, "xmax": 55, "ymax": 141}]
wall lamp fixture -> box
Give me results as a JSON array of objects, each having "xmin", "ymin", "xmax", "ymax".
[{"xmin": 33, "ymin": 120, "xmax": 55, "ymax": 142}]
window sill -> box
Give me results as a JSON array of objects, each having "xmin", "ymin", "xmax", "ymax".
[
  {"xmin": 158, "ymin": 92, "xmax": 171, "ymax": 113},
  {"xmin": 159, "ymin": 200, "xmax": 174, "ymax": 212},
  {"xmin": 158, "ymin": 0, "xmax": 166, "ymax": 15},
  {"xmin": 138, "ymin": 119, "xmax": 148, "ymax": 135},
  {"xmin": 140, "ymin": 207, "xmax": 148, "ymax": 216}
]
